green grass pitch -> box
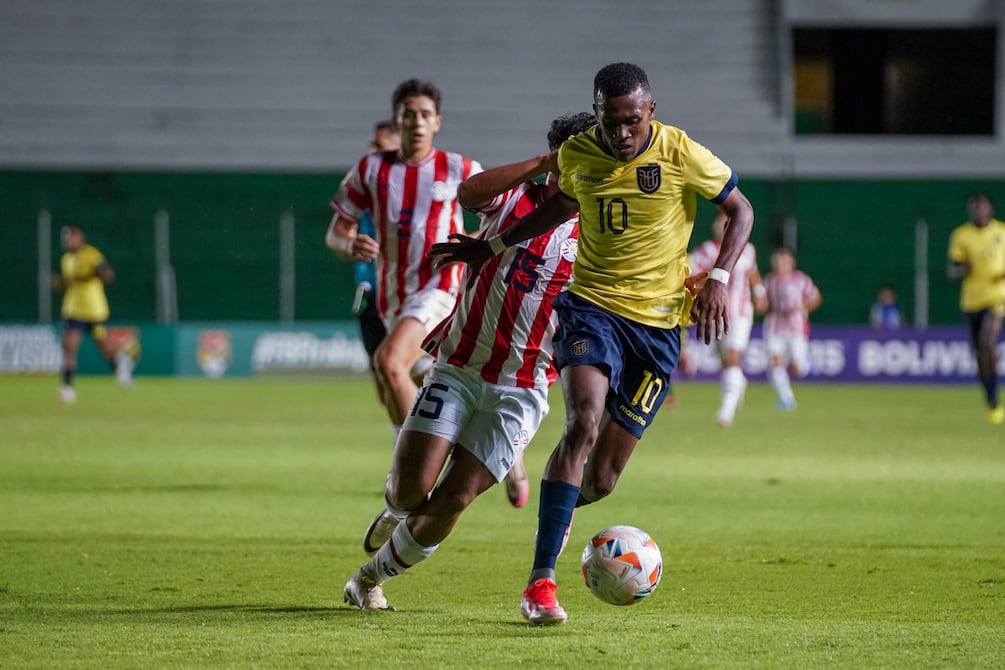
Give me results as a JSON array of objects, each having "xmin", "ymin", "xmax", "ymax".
[{"xmin": 1, "ymin": 375, "xmax": 1002, "ymax": 668}]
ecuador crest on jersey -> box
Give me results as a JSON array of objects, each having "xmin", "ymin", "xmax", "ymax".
[{"xmin": 636, "ymin": 164, "xmax": 661, "ymax": 194}]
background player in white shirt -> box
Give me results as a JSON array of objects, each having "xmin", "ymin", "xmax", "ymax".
[
  {"xmin": 326, "ymin": 79, "xmax": 482, "ymax": 449},
  {"xmin": 762, "ymin": 247, "xmax": 822, "ymax": 410},
  {"xmin": 689, "ymin": 212, "xmax": 767, "ymax": 426},
  {"xmin": 342, "ymin": 113, "xmax": 595, "ymax": 612}
]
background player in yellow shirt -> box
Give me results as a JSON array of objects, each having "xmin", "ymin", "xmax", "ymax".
[
  {"xmin": 431, "ymin": 62, "xmax": 754, "ymax": 624},
  {"xmin": 51, "ymin": 226, "xmax": 133, "ymax": 403},
  {"xmin": 947, "ymin": 192, "xmax": 1005, "ymax": 424}
]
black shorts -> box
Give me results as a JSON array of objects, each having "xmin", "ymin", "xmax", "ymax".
[
  {"xmin": 552, "ymin": 291, "xmax": 680, "ymax": 439},
  {"xmin": 63, "ymin": 318, "xmax": 107, "ymax": 342},
  {"xmin": 357, "ymin": 292, "xmax": 387, "ymax": 359},
  {"xmin": 965, "ymin": 308, "xmax": 1001, "ymax": 342}
]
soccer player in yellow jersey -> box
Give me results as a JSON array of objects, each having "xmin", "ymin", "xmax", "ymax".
[
  {"xmin": 431, "ymin": 62, "xmax": 754, "ymax": 624},
  {"xmin": 51, "ymin": 226, "xmax": 133, "ymax": 403},
  {"xmin": 947, "ymin": 192, "xmax": 1005, "ymax": 424}
]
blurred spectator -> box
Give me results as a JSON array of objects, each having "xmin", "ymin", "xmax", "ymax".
[{"xmin": 870, "ymin": 285, "xmax": 903, "ymax": 330}]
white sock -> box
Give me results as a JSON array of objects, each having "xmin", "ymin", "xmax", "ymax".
[
  {"xmin": 769, "ymin": 365, "xmax": 794, "ymax": 403},
  {"xmin": 720, "ymin": 366, "xmax": 746, "ymax": 419},
  {"xmin": 368, "ymin": 520, "xmax": 439, "ymax": 583}
]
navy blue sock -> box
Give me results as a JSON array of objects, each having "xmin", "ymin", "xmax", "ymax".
[
  {"xmin": 533, "ymin": 479, "xmax": 580, "ymax": 571},
  {"xmin": 980, "ymin": 373, "xmax": 998, "ymax": 408}
]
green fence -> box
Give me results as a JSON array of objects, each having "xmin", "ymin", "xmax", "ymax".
[{"xmin": 2, "ymin": 170, "xmax": 1002, "ymax": 326}]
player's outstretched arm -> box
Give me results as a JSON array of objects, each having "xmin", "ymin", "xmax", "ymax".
[
  {"xmin": 692, "ymin": 188, "xmax": 754, "ymax": 344},
  {"xmin": 711, "ymin": 188, "xmax": 754, "ymax": 279},
  {"xmin": 430, "ymin": 192, "xmax": 578, "ymax": 285},
  {"xmin": 457, "ymin": 152, "xmax": 557, "ymax": 211}
]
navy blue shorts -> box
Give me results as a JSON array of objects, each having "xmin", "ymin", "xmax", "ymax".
[
  {"xmin": 552, "ymin": 291, "xmax": 680, "ymax": 438},
  {"xmin": 965, "ymin": 308, "xmax": 1001, "ymax": 343},
  {"xmin": 63, "ymin": 318, "xmax": 107, "ymax": 341},
  {"xmin": 356, "ymin": 289, "xmax": 387, "ymax": 359}
]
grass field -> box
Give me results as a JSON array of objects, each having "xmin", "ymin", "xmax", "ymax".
[{"xmin": 1, "ymin": 375, "xmax": 1003, "ymax": 669}]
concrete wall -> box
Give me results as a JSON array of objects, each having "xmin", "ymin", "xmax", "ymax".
[{"xmin": 3, "ymin": 1, "xmax": 1001, "ymax": 177}]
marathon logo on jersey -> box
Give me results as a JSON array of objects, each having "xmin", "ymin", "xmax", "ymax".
[
  {"xmin": 637, "ymin": 164, "xmax": 661, "ymax": 194},
  {"xmin": 571, "ymin": 339, "xmax": 588, "ymax": 357}
]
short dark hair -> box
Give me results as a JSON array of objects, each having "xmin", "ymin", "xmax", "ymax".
[
  {"xmin": 773, "ymin": 246, "xmax": 795, "ymax": 258},
  {"xmin": 967, "ymin": 191, "xmax": 995, "ymax": 208},
  {"xmin": 594, "ymin": 63, "xmax": 651, "ymax": 100},
  {"xmin": 391, "ymin": 78, "xmax": 442, "ymax": 114},
  {"xmin": 374, "ymin": 120, "xmax": 394, "ymax": 133},
  {"xmin": 547, "ymin": 112, "xmax": 597, "ymax": 151}
]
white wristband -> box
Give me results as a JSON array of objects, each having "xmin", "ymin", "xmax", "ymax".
[
  {"xmin": 753, "ymin": 283, "xmax": 767, "ymax": 297},
  {"xmin": 709, "ymin": 267, "xmax": 730, "ymax": 285},
  {"xmin": 487, "ymin": 235, "xmax": 507, "ymax": 255},
  {"xmin": 342, "ymin": 236, "xmax": 355, "ymax": 256}
]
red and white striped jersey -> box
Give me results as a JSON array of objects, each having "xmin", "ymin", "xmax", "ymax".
[
  {"xmin": 427, "ymin": 181, "xmax": 578, "ymax": 389},
  {"xmin": 763, "ymin": 270, "xmax": 820, "ymax": 336},
  {"xmin": 331, "ymin": 148, "xmax": 482, "ymax": 319},
  {"xmin": 690, "ymin": 240, "xmax": 759, "ymax": 320}
]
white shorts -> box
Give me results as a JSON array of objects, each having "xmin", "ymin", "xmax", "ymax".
[
  {"xmin": 765, "ymin": 330, "xmax": 810, "ymax": 372},
  {"xmin": 383, "ymin": 287, "xmax": 456, "ymax": 335},
  {"xmin": 720, "ymin": 314, "xmax": 753, "ymax": 353},
  {"xmin": 401, "ymin": 363, "xmax": 549, "ymax": 482}
]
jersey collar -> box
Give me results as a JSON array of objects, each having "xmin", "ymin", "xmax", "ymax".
[{"xmin": 592, "ymin": 123, "xmax": 654, "ymax": 162}]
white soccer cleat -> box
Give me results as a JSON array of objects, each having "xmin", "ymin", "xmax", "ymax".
[
  {"xmin": 343, "ymin": 567, "xmax": 394, "ymax": 611},
  {"xmin": 362, "ymin": 509, "xmax": 399, "ymax": 556},
  {"xmin": 58, "ymin": 385, "xmax": 77, "ymax": 404}
]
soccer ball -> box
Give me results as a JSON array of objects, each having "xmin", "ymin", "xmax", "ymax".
[{"xmin": 581, "ymin": 525, "xmax": 662, "ymax": 606}]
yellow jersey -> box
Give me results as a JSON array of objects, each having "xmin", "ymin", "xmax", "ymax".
[
  {"xmin": 947, "ymin": 218, "xmax": 1005, "ymax": 313},
  {"xmin": 60, "ymin": 244, "xmax": 110, "ymax": 322},
  {"xmin": 558, "ymin": 120, "xmax": 735, "ymax": 328}
]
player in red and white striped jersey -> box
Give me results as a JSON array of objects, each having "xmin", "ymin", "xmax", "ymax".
[
  {"xmin": 689, "ymin": 213, "xmax": 767, "ymax": 426},
  {"xmin": 762, "ymin": 247, "xmax": 822, "ymax": 410},
  {"xmin": 429, "ymin": 184, "xmax": 577, "ymax": 391},
  {"xmin": 343, "ymin": 113, "xmax": 596, "ymax": 613},
  {"xmin": 326, "ymin": 78, "xmax": 482, "ymax": 447}
]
